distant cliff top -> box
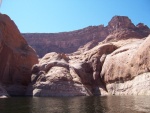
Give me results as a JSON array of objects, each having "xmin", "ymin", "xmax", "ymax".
[{"xmin": 22, "ymin": 16, "xmax": 150, "ymax": 57}]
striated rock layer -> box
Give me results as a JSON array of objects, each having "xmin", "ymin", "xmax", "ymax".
[
  {"xmin": 23, "ymin": 25, "xmax": 108, "ymax": 57},
  {"xmin": 0, "ymin": 14, "xmax": 38, "ymax": 95},
  {"xmin": 23, "ymin": 16, "xmax": 150, "ymax": 57}
]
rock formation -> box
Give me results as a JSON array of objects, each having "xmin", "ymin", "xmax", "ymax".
[
  {"xmin": 26, "ymin": 16, "xmax": 150, "ymax": 96},
  {"xmin": 26, "ymin": 43, "xmax": 117, "ymax": 96},
  {"xmin": 0, "ymin": 14, "xmax": 38, "ymax": 95},
  {"xmin": 101, "ymin": 36, "xmax": 150, "ymax": 95},
  {"xmin": 23, "ymin": 16, "xmax": 150, "ymax": 57},
  {"xmin": 1, "ymin": 13, "xmax": 150, "ymax": 96},
  {"xmin": 23, "ymin": 25, "xmax": 108, "ymax": 57},
  {"xmin": 27, "ymin": 35, "xmax": 150, "ymax": 96},
  {"xmin": 101, "ymin": 35, "xmax": 150, "ymax": 95},
  {"xmin": 105, "ymin": 16, "xmax": 150, "ymax": 42}
]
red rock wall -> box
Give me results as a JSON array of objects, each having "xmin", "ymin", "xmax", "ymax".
[
  {"xmin": 0, "ymin": 14, "xmax": 38, "ymax": 95},
  {"xmin": 23, "ymin": 16, "xmax": 150, "ymax": 57}
]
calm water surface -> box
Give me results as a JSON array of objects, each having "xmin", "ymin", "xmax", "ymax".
[{"xmin": 0, "ymin": 96, "xmax": 150, "ymax": 113}]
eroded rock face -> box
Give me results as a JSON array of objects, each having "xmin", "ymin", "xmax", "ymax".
[
  {"xmin": 27, "ymin": 35, "xmax": 150, "ymax": 96},
  {"xmin": 23, "ymin": 25, "xmax": 108, "ymax": 57},
  {"xmin": 28, "ymin": 35, "xmax": 150, "ymax": 96},
  {"xmin": 131, "ymin": 35, "xmax": 150, "ymax": 75},
  {"xmin": 25, "ymin": 16, "xmax": 150, "ymax": 96},
  {"xmin": 0, "ymin": 14, "xmax": 38, "ymax": 95},
  {"xmin": 106, "ymin": 73, "xmax": 150, "ymax": 95},
  {"xmin": 101, "ymin": 35, "xmax": 150, "ymax": 83},
  {"xmin": 23, "ymin": 16, "xmax": 150, "ymax": 57},
  {"xmin": 26, "ymin": 52, "xmax": 90, "ymax": 96},
  {"xmin": 101, "ymin": 40, "xmax": 142, "ymax": 83},
  {"xmin": 0, "ymin": 13, "xmax": 149, "ymax": 97},
  {"xmin": 107, "ymin": 16, "xmax": 135, "ymax": 30},
  {"xmin": 26, "ymin": 43, "xmax": 117, "ymax": 96},
  {"xmin": 104, "ymin": 16, "xmax": 150, "ymax": 42},
  {"xmin": 101, "ymin": 35, "xmax": 150, "ymax": 95}
]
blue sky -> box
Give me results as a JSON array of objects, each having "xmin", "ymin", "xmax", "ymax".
[{"xmin": 1, "ymin": 0, "xmax": 150, "ymax": 33}]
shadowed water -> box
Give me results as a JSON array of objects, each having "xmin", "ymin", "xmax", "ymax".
[{"xmin": 0, "ymin": 96, "xmax": 150, "ymax": 113}]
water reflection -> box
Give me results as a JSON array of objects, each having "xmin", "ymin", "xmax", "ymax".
[
  {"xmin": 0, "ymin": 97, "xmax": 31, "ymax": 113},
  {"xmin": 0, "ymin": 96, "xmax": 150, "ymax": 113},
  {"xmin": 103, "ymin": 96, "xmax": 150, "ymax": 113},
  {"xmin": 29, "ymin": 96, "xmax": 106, "ymax": 113},
  {"xmin": 133, "ymin": 96, "xmax": 150, "ymax": 113}
]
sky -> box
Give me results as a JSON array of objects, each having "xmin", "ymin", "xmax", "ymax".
[{"xmin": 0, "ymin": 0, "xmax": 150, "ymax": 33}]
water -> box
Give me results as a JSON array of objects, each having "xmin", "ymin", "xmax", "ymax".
[{"xmin": 0, "ymin": 96, "xmax": 150, "ymax": 113}]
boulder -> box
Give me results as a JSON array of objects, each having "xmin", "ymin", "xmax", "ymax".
[
  {"xmin": 27, "ymin": 43, "xmax": 117, "ymax": 96},
  {"xmin": 27, "ymin": 52, "xmax": 90, "ymax": 96},
  {"xmin": 101, "ymin": 35, "xmax": 150, "ymax": 95}
]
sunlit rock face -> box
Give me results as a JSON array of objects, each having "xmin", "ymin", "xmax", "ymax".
[
  {"xmin": 26, "ymin": 44, "xmax": 118, "ymax": 96},
  {"xmin": 0, "ymin": 14, "xmax": 38, "ymax": 95},
  {"xmin": 28, "ymin": 36, "xmax": 150, "ymax": 96},
  {"xmin": 101, "ymin": 35, "xmax": 150, "ymax": 83},
  {"xmin": 106, "ymin": 73, "xmax": 150, "ymax": 95},
  {"xmin": 23, "ymin": 16, "xmax": 150, "ymax": 58},
  {"xmin": 105, "ymin": 16, "xmax": 150, "ymax": 42},
  {"xmin": 101, "ymin": 35, "xmax": 150, "ymax": 95},
  {"xmin": 25, "ymin": 16, "xmax": 150, "ymax": 96},
  {"xmin": 0, "ymin": 12, "xmax": 149, "ymax": 97},
  {"xmin": 23, "ymin": 25, "xmax": 108, "ymax": 57},
  {"xmin": 26, "ymin": 52, "xmax": 90, "ymax": 96}
]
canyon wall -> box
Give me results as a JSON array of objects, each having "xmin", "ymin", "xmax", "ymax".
[
  {"xmin": 23, "ymin": 25, "xmax": 108, "ymax": 57},
  {"xmin": 23, "ymin": 16, "xmax": 150, "ymax": 58},
  {"xmin": 26, "ymin": 16, "xmax": 150, "ymax": 96},
  {"xmin": 0, "ymin": 14, "xmax": 38, "ymax": 96},
  {"xmin": 1, "ymin": 14, "xmax": 150, "ymax": 96}
]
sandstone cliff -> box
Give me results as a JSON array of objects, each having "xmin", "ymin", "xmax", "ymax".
[
  {"xmin": 1, "ymin": 13, "xmax": 150, "ymax": 96},
  {"xmin": 26, "ymin": 43, "xmax": 117, "ymax": 96},
  {"xmin": 26, "ymin": 16, "xmax": 150, "ymax": 96},
  {"xmin": 27, "ymin": 35, "xmax": 150, "ymax": 96},
  {"xmin": 101, "ymin": 35, "xmax": 150, "ymax": 95},
  {"xmin": 0, "ymin": 14, "xmax": 38, "ymax": 95},
  {"xmin": 105, "ymin": 16, "xmax": 150, "ymax": 42},
  {"xmin": 23, "ymin": 16, "xmax": 150, "ymax": 57},
  {"xmin": 23, "ymin": 25, "xmax": 108, "ymax": 57}
]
